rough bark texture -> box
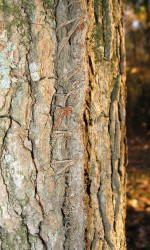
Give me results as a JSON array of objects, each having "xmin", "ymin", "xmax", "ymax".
[{"xmin": 0, "ymin": 0, "xmax": 127, "ymax": 249}]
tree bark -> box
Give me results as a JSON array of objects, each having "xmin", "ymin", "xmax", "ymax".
[{"xmin": 0, "ymin": 0, "xmax": 127, "ymax": 249}]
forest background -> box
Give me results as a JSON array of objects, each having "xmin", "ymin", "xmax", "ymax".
[{"xmin": 125, "ymin": 0, "xmax": 150, "ymax": 249}]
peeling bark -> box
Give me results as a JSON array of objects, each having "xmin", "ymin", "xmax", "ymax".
[{"xmin": 0, "ymin": 0, "xmax": 127, "ymax": 249}]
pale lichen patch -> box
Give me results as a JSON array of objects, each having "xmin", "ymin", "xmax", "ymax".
[
  {"xmin": 29, "ymin": 62, "xmax": 40, "ymax": 82},
  {"xmin": 0, "ymin": 31, "xmax": 16, "ymax": 88}
]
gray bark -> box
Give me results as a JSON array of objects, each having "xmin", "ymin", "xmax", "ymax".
[{"xmin": 0, "ymin": 0, "xmax": 127, "ymax": 249}]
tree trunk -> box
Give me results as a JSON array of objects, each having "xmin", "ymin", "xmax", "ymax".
[{"xmin": 0, "ymin": 0, "xmax": 127, "ymax": 249}]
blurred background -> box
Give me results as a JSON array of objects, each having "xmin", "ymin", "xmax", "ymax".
[{"xmin": 124, "ymin": 0, "xmax": 150, "ymax": 249}]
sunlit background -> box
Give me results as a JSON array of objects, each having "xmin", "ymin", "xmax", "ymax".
[{"xmin": 124, "ymin": 0, "xmax": 150, "ymax": 249}]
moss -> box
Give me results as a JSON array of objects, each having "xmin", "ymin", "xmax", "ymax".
[
  {"xmin": 23, "ymin": 1, "xmax": 35, "ymax": 20},
  {"xmin": 93, "ymin": 23, "xmax": 104, "ymax": 61},
  {"xmin": 101, "ymin": 0, "xmax": 112, "ymax": 60},
  {"xmin": 0, "ymin": 0, "xmax": 35, "ymax": 40},
  {"xmin": 0, "ymin": 0, "xmax": 12, "ymax": 16},
  {"xmin": 43, "ymin": 0, "xmax": 54, "ymax": 10},
  {"xmin": 42, "ymin": 0, "xmax": 54, "ymax": 19},
  {"xmin": 1, "ymin": 225, "xmax": 30, "ymax": 250},
  {"xmin": 92, "ymin": 0, "xmax": 105, "ymax": 62},
  {"xmin": 93, "ymin": 22, "xmax": 102, "ymax": 44},
  {"xmin": 0, "ymin": 128, "xmax": 6, "ymax": 137},
  {"xmin": 94, "ymin": 0, "xmax": 103, "ymax": 22},
  {"xmin": 111, "ymin": 76, "xmax": 120, "ymax": 102}
]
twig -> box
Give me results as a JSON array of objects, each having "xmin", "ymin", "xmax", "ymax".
[
  {"xmin": 56, "ymin": 18, "xmax": 83, "ymax": 60},
  {"xmin": 56, "ymin": 16, "xmax": 81, "ymax": 32},
  {"xmin": 57, "ymin": 68, "xmax": 78, "ymax": 84},
  {"xmin": 64, "ymin": 80, "xmax": 80, "ymax": 103},
  {"xmin": 51, "ymin": 159, "xmax": 74, "ymax": 175},
  {"xmin": 52, "ymin": 130, "xmax": 72, "ymax": 136},
  {"xmin": 54, "ymin": 106, "xmax": 73, "ymax": 129}
]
